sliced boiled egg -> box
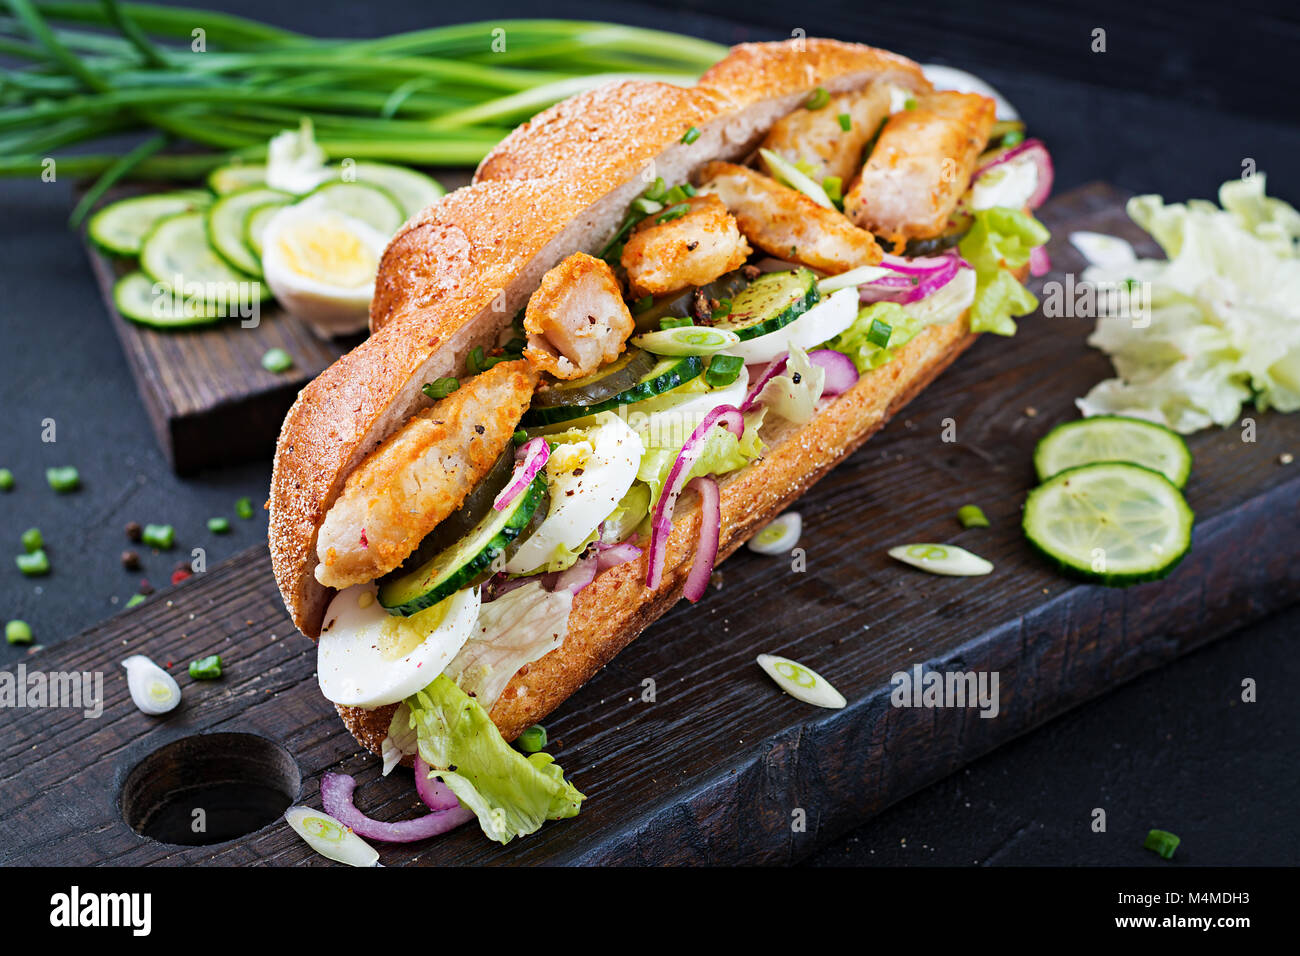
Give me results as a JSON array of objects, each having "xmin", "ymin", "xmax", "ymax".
[
  {"xmin": 506, "ymin": 413, "xmax": 644, "ymax": 575},
  {"xmin": 726, "ymin": 287, "xmax": 860, "ymax": 365},
  {"xmin": 624, "ymin": 364, "xmax": 750, "ymax": 442},
  {"xmin": 261, "ymin": 196, "xmax": 388, "ymax": 337},
  {"xmin": 317, "ymin": 582, "xmax": 480, "ymax": 708}
]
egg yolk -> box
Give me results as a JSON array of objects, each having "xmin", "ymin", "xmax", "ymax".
[
  {"xmin": 377, "ymin": 594, "xmax": 452, "ymax": 662},
  {"xmin": 275, "ymin": 214, "xmax": 378, "ymax": 288}
]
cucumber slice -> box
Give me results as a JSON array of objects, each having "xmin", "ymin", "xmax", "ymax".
[
  {"xmin": 112, "ymin": 271, "xmax": 225, "ymax": 329},
  {"xmin": 333, "ymin": 162, "xmax": 443, "ymax": 218},
  {"xmin": 243, "ymin": 200, "xmax": 290, "ymax": 259},
  {"xmin": 714, "ymin": 269, "xmax": 819, "ymax": 341},
  {"xmin": 206, "ymin": 186, "xmax": 293, "ymax": 277},
  {"xmin": 88, "ymin": 192, "xmax": 210, "ymax": 257},
  {"xmin": 140, "ymin": 212, "xmax": 271, "ymax": 307},
  {"xmin": 378, "ymin": 475, "xmax": 547, "ymax": 615},
  {"xmin": 522, "ymin": 354, "xmax": 704, "ymax": 426},
  {"xmin": 207, "ymin": 163, "xmax": 267, "ymax": 195},
  {"xmin": 1023, "ymin": 462, "xmax": 1194, "ymax": 586},
  {"xmin": 1034, "ymin": 416, "xmax": 1192, "ymax": 489},
  {"xmin": 303, "ymin": 180, "xmax": 405, "ymax": 236}
]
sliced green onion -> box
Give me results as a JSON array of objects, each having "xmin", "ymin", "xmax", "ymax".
[
  {"xmin": 632, "ymin": 294, "xmax": 655, "ymax": 315},
  {"xmin": 630, "ymin": 197, "xmax": 663, "ymax": 216},
  {"xmin": 515, "ymin": 724, "xmax": 547, "ymax": 753},
  {"xmin": 46, "ymin": 466, "xmax": 80, "ymax": 492},
  {"xmin": 512, "ymin": 428, "xmax": 528, "ymax": 445},
  {"xmin": 655, "ymin": 202, "xmax": 691, "ymax": 224},
  {"xmin": 6, "ymin": 620, "xmax": 33, "ymax": 645},
  {"xmin": 804, "ymin": 86, "xmax": 830, "ymax": 110},
  {"xmin": 261, "ymin": 347, "xmax": 294, "ymax": 373},
  {"xmin": 704, "ymin": 354, "xmax": 744, "ymax": 388},
  {"xmin": 207, "ymin": 517, "xmax": 231, "ymax": 534},
  {"xmin": 837, "ymin": 112, "xmax": 852, "ymax": 131},
  {"xmin": 631, "ymin": 326, "xmax": 740, "ymax": 356},
  {"xmin": 122, "ymin": 654, "xmax": 181, "ymax": 715},
  {"xmin": 748, "ymin": 512, "xmax": 802, "ymax": 555},
  {"xmin": 284, "ymin": 806, "xmax": 379, "ymax": 867},
  {"xmin": 1002, "ymin": 129, "xmax": 1025, "ymax": 147},
  {"xmin": 235, "ymin": 496, "xmax": 254, "ymax": 519},
  {"xmin": 1143, "ymin": 829, "xmax": 1180, "ymax": 859},
  {"xmin": 866, "ymin": 318, "xmax": 892, "ymax": 349},
  {"xmin": 756, "ymin": 653, "xmax": 845, "ymax": 708},
  {"xmin": 189, "ymin": 655, "xmax": 224, "ymax": 680},
  {"xmin": 710, "ymin": 298, "xmax": 733, "ymax": 320},
  {"xmin": 124, "ymin": 593, "xmax": 146, "ymax": 608},
  {"xmin": 759, "ymin": 148, "xmax": 834, "ymax": 209},
  {"xmin": 660, "ymin": 315, "xmax": 693, "ymax": 330},
  {"xmin": 20, "ymin": 528, "xmax": 43, "ymax": 553},
  {"xmin": 904, "ymin": 96, "xmax": 918, "ymax": 110},
  {"xmin": 16, "ymin": 550, "xmax": 50, "ymax": 576},
  {"xmin": 888, "ymin": 543, "xmax": 993, "ymax": 576},
  {"xmin": 680, "ymin": 125, "xmax": 700, "ymax": 144},
  {"xmin": 0, "ymin": 469, "xmax": 12, "ymax": 491},
  {"xmin": 822, "ymin": 175, "xmax": 843, "ymax": 204},
  {"xmin": 141, "ymin": 524, "xmax": 174, "ymax": 549},
  {"xmin": 957, "ymin": 504, "xmax": 990, "ymax": 528},
  {"xmin": 421, "ymin": 377, "xmax": 460, "ymax": 400}
]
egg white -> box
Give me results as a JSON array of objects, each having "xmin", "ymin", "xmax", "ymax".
[
  {"xmin": 317, "ymin": 583, "xmax": 480, "ymax": 708},
  {"xmin": 506, "ymin": 414, "xmax": 644, "ymax": 574},
  {"xmin": 726, "ymin": 287, "xmax": 860, "ymax": 364}
]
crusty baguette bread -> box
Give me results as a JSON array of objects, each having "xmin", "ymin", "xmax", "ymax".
[{"xmin": 267, "ymin": 38, "xmax": 1000, "ymax": 758}]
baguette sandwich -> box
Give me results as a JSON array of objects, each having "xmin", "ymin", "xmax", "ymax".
[{"xmin": 269, "ymin": 37, "xmax": 1052, "ymax": 845}]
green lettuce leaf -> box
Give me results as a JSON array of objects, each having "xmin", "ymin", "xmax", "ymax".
[
  {"xmin": 824, "ymin": 302, "xmax": 925, "ymax": 373},
  {"xmin": 637, "ymin": 407, "xmax": 765, "ymax": 508},
  {"xmin": 406, "ymin": 674, "xmax": 584, "ymax": 844},
  {"xmin": 958, "ymin": 206, "xmax": 1050, "ymax": 335}
]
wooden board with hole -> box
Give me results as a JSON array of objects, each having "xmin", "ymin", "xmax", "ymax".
[
  {"xmin": 4, "ymin": 183, "xmax": 1296, "ymax": 866},
  {"xmin": 78, "ymin": 172, "xmax": 471, "ymax": 475}
]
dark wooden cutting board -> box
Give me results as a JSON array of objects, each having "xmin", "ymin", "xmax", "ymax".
[
  {"xmin": 80, "ymin": 173, "xmax": 472, "ymax": 474},
  {"xmin": 8, "ymin": 183, "xmax": 1295, "ymax": 866}
]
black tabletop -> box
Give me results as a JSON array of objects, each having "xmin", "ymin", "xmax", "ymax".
[{"xmin": 1, "ymin": 0, "xmax": 1296, "ymax": 866}]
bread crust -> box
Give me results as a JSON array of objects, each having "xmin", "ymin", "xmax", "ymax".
[{"xmin": 270, "ymin": 37, "xmax": 1014, "ymax": 759}]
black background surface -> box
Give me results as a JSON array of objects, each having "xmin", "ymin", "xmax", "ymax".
[{"xmin": 0, "ymin": 0, "xmax": 1296, "ymax": 866}]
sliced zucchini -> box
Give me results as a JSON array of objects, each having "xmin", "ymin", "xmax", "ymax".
[
  {"xmin": 378, "ymin": 475, "xmax": 547, "ymax": 615},
  {"xmin": 88, "ymin": 192, "xmax": 210, "ymax": 257},
  {"xmin": 1034, "ymin": 416, "xmax": 1192, "ymax": 489},
  {"xmin": 303, "ymin": 180, "xmax": 405, "ymax": 235},
  {"xmin": 713, "ymin": 269, "xmax": 819, "ymax": 341},
  {"xmin": 333, "ymin": 162, "xmax": 443, "ymax": 218},
  {"xmin": 140, "ymin": 212, "xmax": 271, "ymax": 307},
  {"xmin": 523, "ymin": 353, "xmax": 704, "ymax": 426},
  {"xmin": 206, "ymin": 185, "xmax": 293, "ymax": 277},
  {"xmin": 1023, "ymin": 462, "xmax": 1194, "ymax": 587},
  {"xmin": 112, "ymin": 271, "xmax": 225, "ymax": 329},
  {"xmin": 207, "ymin": 163, "xmax": 268, "ymax": 195},
  {"xmin": 242, "ymin": 200, "xmax": 290, "ymax": 259}
]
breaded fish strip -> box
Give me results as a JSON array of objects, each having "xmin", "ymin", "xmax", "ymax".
[
  {"xmin": 760, "ymin": 84, "xmax": 892, "ymax": 185},
  {"xmin": 621, "ymin": 194, "xmax": 752, "ymax": 297},
  {"xmin": 314, "ymin": 359, "xmax": 538, "ymax": 589},
  {"xmin": 843, "ymin": 90, "xmax": 996, "ymax": 241},
  {"xmin": 524, "ymin": 252, "xmax": 635, "ymax": 380},
  {"xmin": 698, "ymin": 161, "xmax": 883, "ymax": 274}
]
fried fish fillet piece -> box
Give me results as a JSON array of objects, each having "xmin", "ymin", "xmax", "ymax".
[
  {"xmin": 314, "ymin": 359, "xmax": 539, "ymax": 589},
  {"xmin": 760, "ymin": 83, "xmax": 893, "ymax": 185},
  {"xmin": 843, "ymin": 90, "xmax": 996, "ymax": 242},
  {"xmin": 524, "ymin": 252, "xmax": 636, "ymax": 380},
  {"xmin": 620, "ymin": 194, "xmax": 752, "ymax": 297},
  {"xmin": 698, "ymin": 160, "xmax": 883, "ymax": 273}
]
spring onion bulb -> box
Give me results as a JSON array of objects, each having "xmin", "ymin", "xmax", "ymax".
[
  {"xmin": 284, "ymin": 806, "xmax": 380, "ymax": 866},
  {"xmin": 888, "ymin": 543, "xmax": 993, "ymax": 576},
  {"xmin": 121, "ymin": 654, "xmax": 181, "ymax": 714},
  {"xmin": 756, "ymin": 654, "xmax": 846, "ymax": 709},
  {"xmin": 747, "ymin": 512, "xmax": 802, "ymax": 554}
]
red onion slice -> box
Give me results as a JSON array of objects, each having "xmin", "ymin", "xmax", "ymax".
[
  {"xmin": 595, "ymin": 541, "xmax": 642, "ymax": 573},
  {"xmin": 970, "ymin": 138, "xmax": 1054, "ymax": 209},
  {"xmin": 414, "ymin": 756, "xmax": 461, "ymax": 811},
  {"xmin": 320, "ymin": 772, "xmax": 474, "ymax": 843},
  {"xmin": 646, "ymin": 404, "xmax": 744, "ymax": 590},
  {"xmin": 493, "ymin": 437, "xmax": 549, "ymax": 511},
  {"xmin": 741, "ymin": 349, "xmax": 859, "ymax": 410},
  {"xmin": 877, "ymin": 252, "xmax": 958, "ymax": 276},
  {"xmin": 1029, "ymin": 245, "xmax": 1051, "ymax": 277},
  {"xmin": 682, "ymin": 477, "xmax": 720, "ymax": 603}
]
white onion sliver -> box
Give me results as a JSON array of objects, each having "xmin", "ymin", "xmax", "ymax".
[
  {"xmin": 817, "ymin": 265, "xmax": 891, "ymax": 294},
  {"xmin": 284, "ymin": 806, "xmax": 380, "ymax": 867},
  {"xmin": 888, "ymin": 543, "xmax": 993, "ymax": 576},
  {"xmin": 122, "ymin": 654, "xmax": 181, "ymax": 715},
  {"xmin": 756, "ymin": 653, "xmax": 846, "ymax": 709},
  {"xmin": 747, "ymin": 512, "xmax": 802, "ymax": 555}
]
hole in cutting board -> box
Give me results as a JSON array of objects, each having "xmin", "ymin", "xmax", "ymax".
[{"xmin": 120, "ymin": 732, "xmax": 300, "ymax": 846}]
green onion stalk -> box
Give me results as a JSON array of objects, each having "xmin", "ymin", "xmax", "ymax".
[{"xmin": 0, "ymin": 1, "xmax": 726, "ymax": 222}]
